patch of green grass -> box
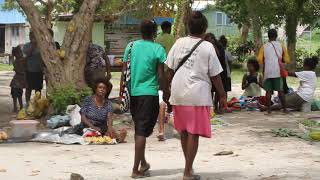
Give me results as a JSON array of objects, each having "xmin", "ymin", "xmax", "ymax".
[{"xmin": 0, "ymin": 63, "xmax": 13, "ymax": 71}]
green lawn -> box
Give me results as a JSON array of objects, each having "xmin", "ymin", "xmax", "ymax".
[
  {"xmin": 231, "ymin": 68, "xmax": 320, "ymax": 89},
  {"xmin": 0, "ymin": 63, "xmax": 13, "ymax": 71}
]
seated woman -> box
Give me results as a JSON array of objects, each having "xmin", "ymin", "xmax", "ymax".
[
  {"xmin": 78, "ymin": 78, "xmax": 127, "ymax": 142},
  {"xmin": 259, "ymin": 56, "xmax": 318, "ymax": 111}
]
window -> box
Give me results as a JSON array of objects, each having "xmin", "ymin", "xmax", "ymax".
[
  {"xmin": 216, "ymin": 12, "xmax": 223, "ymax": 25},
  {"xmin": 11, "ymin": 26, "xmax": 20, "ymax": 37},
  {"xmin": 216, "ymin": 12, "xmax": 232, "ymax": 26}
]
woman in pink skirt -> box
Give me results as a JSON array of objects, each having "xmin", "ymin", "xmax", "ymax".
[{"xmin": 166, "ymin": 11, "xmax": 227, "ymax": 180}]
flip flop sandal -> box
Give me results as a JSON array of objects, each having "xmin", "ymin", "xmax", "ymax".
[
  {"xmin": 139, "ymin": 163, "xmax": 151, "ymax": 173},
  {"xmin": 131, "ymin": 171, "xmax": 150, "ymax": 179},
  {"xmin": 157, "ymin": 134, "xmax": 165, "ymax": 141},
  {"xmin": 183, "ymin": 174, "xmax": 201, "ymax": 180}
]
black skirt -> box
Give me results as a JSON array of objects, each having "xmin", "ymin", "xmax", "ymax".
[
  {"xmin": 26, "ymin": 72, "xmax": 43, "ymax": 91},
  {"xmin": 130, "ymin": 96, "xmax": 159, "ymax": 137}
]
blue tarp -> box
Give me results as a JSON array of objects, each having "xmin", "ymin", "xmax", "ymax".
[{"xmin": 0, "ymin": 0, "xmax": 26, "ymax": 24}]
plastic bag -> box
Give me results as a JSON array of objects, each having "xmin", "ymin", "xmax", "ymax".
[
  {"xmin": 32, "ymin": 132, "xmax": 86, "ymax": 145},
  {"xmin": 66, "ymin": 105, "xmax": 81, "ymax": 127},
  {"xmin": 47, "ymin": 115, "xmax": 71, "ymax": 129},
  {"xmin": 17, "ymin": 108, "xmax": 27, "ymax": 120}
]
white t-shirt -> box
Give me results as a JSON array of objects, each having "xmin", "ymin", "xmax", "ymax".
[
  {"xmin": 295, "ymin": 71, "xmax": 317, "ymax": 102},
  {"xmin": 166, "ymin": 36, "xmax": 223, "ymax": 106},
  {"xmin": 263, "ymin": 41, "xmax": 283, "ymax": 79}
]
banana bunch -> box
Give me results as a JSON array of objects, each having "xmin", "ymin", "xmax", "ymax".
[
  {"xmin": 27, "ymin": 92, "xmax": 49, "ymax": 119},
  {"xmin": 84, "ymin": 136, "xmax": 114, "ymax": 145}
]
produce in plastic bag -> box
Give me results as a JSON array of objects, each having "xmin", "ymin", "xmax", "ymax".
[
  {"xmin": 47, "ymin": 115, "xmax": 71, "ymax": 129},
  {"xmin": 17, "ymin": 108, "xmax": 27, "ymax": 120},
  {"xmin": 0, "ymin": 131, "xmax": 8, "ymax": 141},
  {"xmin": 66, "ymin": 105, "xmax": 81, "ymax": 127}
]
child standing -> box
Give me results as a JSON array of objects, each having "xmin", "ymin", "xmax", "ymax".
[
  {"xmin": 242, "ymin": 59, "xmax": 263, "ymax": 97},
  {"xmin": 10, "ymin": 46, "xmax": 26, "ymax": 112}
]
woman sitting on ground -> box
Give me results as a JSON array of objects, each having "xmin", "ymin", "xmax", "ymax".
[
  {"xmin": 259, "ymin": 56, "xmax": 318, "ymax": 111},
  {"xmin": 78, "ymin": 78, "xmax": 127, "ymax": 142}
]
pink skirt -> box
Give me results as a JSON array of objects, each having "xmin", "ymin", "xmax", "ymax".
[{"xmin": 173, "ymin": 106, "xmax": 211, "ymax": 138}]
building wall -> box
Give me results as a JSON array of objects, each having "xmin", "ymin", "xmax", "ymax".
[
  {"xmin": 4, "ymin": 24, "xmax": 27, "ymax": 54},
  {"xmin": 202, "ymin": 9, "xmax": 239, "ymax": 37},
  {"xmin": 53, "ymin": 21, "xmax": 105, "ymax": 49}
]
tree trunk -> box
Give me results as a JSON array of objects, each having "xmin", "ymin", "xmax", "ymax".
[
  {"xmin": 240, "ymin": 22, "xmax": 250, "ymax": 44},
  {"xmin": 285, "ymin": 15, "xmax": 298, "ymax": 70},
  {"xmin": 173, "ymin": 0, "xmax": 191, "ymax": 39},
  {"xmin": 17, "ymin": 0, "xmax": 101, "ymax": 92},
  {"xmin": 251, "ymin": 16, "xmax": 262, "ymax": 55}
]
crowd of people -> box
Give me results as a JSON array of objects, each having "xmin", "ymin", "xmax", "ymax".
[{"xmin": 8, "ymin": 10, "xmax": 319, "ymax": 180}]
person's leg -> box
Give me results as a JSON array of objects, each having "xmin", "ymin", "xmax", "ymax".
[
  {"xmin": 180, "ymin": 130, "xmax": 188, "ymax": 160},
  {"xmin": 266, "ymin": 91, "xmax": 272, "ymax": 114},
  {"xmin": 184, "ymin": 133, "xmax": 199, "ymax": 178},
  {"xmin": 13, "ymin": 97, "xmax": 17, "ymax": 112},
  {"xmin": 158, "ymin": 102, "xmax": 166, "ymax": 140},
  {"xmin": 25, "ymin": 89, "xmax": 32, "ymax": 104},
  {"xmin": 18, "ymin": 96, "xmax": 23, "ymax": 110},
  {"xmin": 278, "ymin": 91, "xmax": 287, "ymax": 112},
  {"xmin": 132, "ymin": 135, "xmax": 146, "ymax": 173}
]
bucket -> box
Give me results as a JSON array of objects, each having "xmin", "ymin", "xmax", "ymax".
[{"xmin": 9, "ymin": 120, "xmax": 39, "ymax": 139}]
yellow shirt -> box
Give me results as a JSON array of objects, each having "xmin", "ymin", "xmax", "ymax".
[{"xmin": 155, "ymin": 33, "xmax": 175, "ymax": 54}]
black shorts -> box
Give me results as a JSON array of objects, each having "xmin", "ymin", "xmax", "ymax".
[
  {"xmin": 130, "ymin": 96, "xmax": 159, "ymax": 137},
  {"xmin": 26, "ymin": 72, "xmax": 43, "ymax": 91},
  {"xmin": 11, "ymin": 88, "xmax": 23, "ymax": 98}
]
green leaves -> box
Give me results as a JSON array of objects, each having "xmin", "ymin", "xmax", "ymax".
[{"xmin": 50, "ymin": 86, "xmax": 92, "ymax": 115}]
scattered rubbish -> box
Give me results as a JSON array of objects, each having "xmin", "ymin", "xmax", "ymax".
[
  {"xmin": 214, "ymin": 151, "xmax": 234, "ymax": 156},
  {"xmin": 70, "ymin": 173, "xmax": 84, "ymax": 180},
  {"xmin": 271, "ymin": 128, "xmax": 297, "ymax": 137}
]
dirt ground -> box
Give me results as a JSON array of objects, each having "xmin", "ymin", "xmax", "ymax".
[{"xmin": 0, "ymin": 71, "xmax": 320, "ymax": 180}]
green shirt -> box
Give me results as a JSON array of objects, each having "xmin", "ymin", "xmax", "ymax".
[
  {"xmin": 123, "ymin": 40, "xmax": 167, "ymax": 96},
  {"xmin": 155, "ymin": 33, "xmax": 175, "ymax": 54}
]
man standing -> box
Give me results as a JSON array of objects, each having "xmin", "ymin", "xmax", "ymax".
[
  {"xmin": 24, "ymin": 31, "xmax": 44, "ymax": 104},
  {"xmin": 155, "ymin": 21, "xmax": 175, "ymax": 141},
  {"xmin": 123, "ymin": 20, "xmax": 168, "ymax": 178},
  {"xmin": 258, "ymin": 29, "xmax": 290, "ymax": 114},
  {"xmin": 155, "ymin": 21, "xmax": 175, "ymax": 54},
  {"xmin": 84, "ymin": 41, "xmax": 112, "ymax": 90}
]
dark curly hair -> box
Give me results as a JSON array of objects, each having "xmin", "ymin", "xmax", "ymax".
[
  {"xmin": 247, "ymin": 58, "xmax": 260, "ymax": 71},
  {"xmin": 304, "ymin": 56, "xmax": 319, "ymax": 70},
  {"xmin": 94, "ymin": 78, "xmax": 113, "ymax": 98},
  {"xmin": 268, "ymin": 29, "xmax": 278, "ymax": 40},
  {"xmin": 140, "ymin": 20, "xmax": 158, "ymax": 40},
  {"xmin": 188, "ymin": 11, "xmax": 208, "ymax": 36},
  {"xmin": 161, "ymin": 21, "xmax": 172, "ymax": 31}
]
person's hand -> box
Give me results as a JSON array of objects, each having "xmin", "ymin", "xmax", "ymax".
[
  {"xmin": 219, "ymin": 97, "xmax": 228, "ymax": 112},
  {"xmin": 107, "ymin": 127, "xmax": 115, "ymax": 138},
  {"xmin": 92, "ymin": 126, "xmax": 102, "ymax": 133}
]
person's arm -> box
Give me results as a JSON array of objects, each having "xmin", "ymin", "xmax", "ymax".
[
  {"xmin": 257, "ymin": 46, "xmax": 264, "ymax": 65},
  {"xmin": 103, "ymin": 52, "xmax": 112, "ymax": 80},
  {"xmin": 258, "ymin": 74, "xmax": 264, "ymax": 88},
  {"xmin": 107, "ymin": 112, "xmax": 114, "ymax": 136},
  {"xmin": 211, "ymin": 75, "xmax": 227, "ymax": 109},
  {"xmin": 81, "ymin": 114, "xmax": 101, "ymax": 132},
  {"xmin": 242, "ymin": 74, "xmax": 248, "ymax": 90},
  {"xmin": 288, "ymin": 71, "xmax": 297, "ymax": 77},
  {"xmin": 158, "ymin": 63, "xmax": 169, "ymax": 103},
  {"xmin": 282, "ymin": 44, "xmax": 290, "ymax": 64}
]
